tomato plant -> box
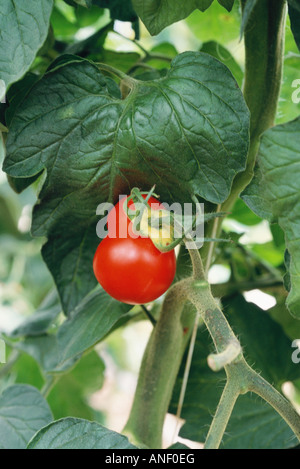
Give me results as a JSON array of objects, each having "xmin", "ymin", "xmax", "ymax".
[{"xmin": 1, "ymin": 0, "xmax": 300, "ymax": 452}]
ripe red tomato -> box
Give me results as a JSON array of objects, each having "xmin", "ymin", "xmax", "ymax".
[
  {"xmin": 93, "ymin": 235, "xmax": 176, "ymax": 305},
  {"xmin": 94, "ymin": 193, "xmax": 176, "ymax": 305}
]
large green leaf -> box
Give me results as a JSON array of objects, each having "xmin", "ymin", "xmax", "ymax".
[
  {"xmin": 242, "ymin": 118, "xmax": 300, "ymax": 318},
  {"xmin": 185, "ymin": 2, "xmax": 240, "ymax": 45},
  {"xmin": 170, "ymin": 295, "xmax": 300, "ymax": 448},
  {"xmin": 0, "ymin": 385, "xmax": 52, "ymax": 449},
  {"xmin": 11, "ymin": 288, "xmax": 131, "ymax": 373},
  {"xmin": 54, "ymin": 287, "xmax": 131, "ymax": 369},
  {"xmin": 94, "ymin": 0, "xmax": 138, "ymax": 22},
  {"xmin": 223, "ymin": 295, "xmax": 300, "ymax": 385},
  {"xmin": 200, "ymin": 41, "xmax": 244, "ymax": 87},
  {"xmin": 217, "ymin": 0, "xmax": 234, "ymax": 11},
  {"xmin": 9, "ymin": 289, "xmax": 61, "ymax": 338},
  {"xmin": 289, "ymin": 0, "xmax": 300, "ymax": 11},
  {"xmin": 3, "ymin": 53, "xmax": 249, "ymax": 313},
  {"xmin": 277, "ymin": 53, "xmax": 300, "ymax": 125},
  {"xmin": 48, "ymin": 351, "xmax": 105, "ymax": 420},
  {"xmin": 269, "ymin": 296, "xmax": 300, "ymax": 341},
  {"xmin": 132, "ymin": 0, "xmax": 215, "ymax": 35},
  {"xmin": 27, "ymin": 417, "xmax": 137, "ymax": 449},
  {"xmin": 288, "ymin": 3, "xmax": 300, "ymax": 51},
  {"xmin": 10, "ymin": 334, "xmax": 79, "ymax": 374},
  {"xmin": 0, "ymin": 0, "xmax": 53, "ymax": 98}
]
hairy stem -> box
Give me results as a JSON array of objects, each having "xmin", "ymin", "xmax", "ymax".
[
  {"xmin": 201, "ymin": 0, "xmax": 286, "ymax": 267},
  {"xmin": 204, "ymin": 379, "xmax": 240, "ymax": 450},
  {"xmin": 225, "ymin": 0, "xmax": 286, "ymax": 211},
  {"xmin": 123, "ymin": 280, "xmax": 192, "ymax": 448}
]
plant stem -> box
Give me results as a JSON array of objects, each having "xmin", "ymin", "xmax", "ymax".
[
  {"xmin": 141, "ymin": 304, "xmax": 157, "ymax": 326},
  {"xmin": 201, "ymin": 0, "xmax": 287, "ymax": 267},
  {"xmin": 205, "ymin": 204, "xmax": 221, "ymax": 274},
  {"xmin": 96, "ymin": 63, "xmax": 137, "ymax": 92},
  {"xmin": 204, "ymin": 379, "xmax": 240, "ymax": 450},
  {"xmin": 123, "ymin": 280, "xmax": 192, "ymax": 448},
  {"xmin": 41, "ymin": 375, "xmax": 58, "ymax": 398},
  {"xmin": 0, "ymin": 350, "xmax": 21, "ymax": 378},
  {"xmin": 225, "ymin": 0, "xmax": 286, "ymax": 212},
  {"xmin": 211, "ymin": 278, "xmax": 284, "ymax": 298}
]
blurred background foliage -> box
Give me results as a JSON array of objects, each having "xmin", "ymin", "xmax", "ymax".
[{"xmin": 0, "ymin": 0, "xmax": 299, "ymax": 442}]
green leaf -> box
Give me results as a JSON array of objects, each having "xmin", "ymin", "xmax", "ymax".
[
  {"xmin": 10, "ymin": 287, "xmax": 131, "ymax": 373},
  {"xmin": 168, "ymin": 442, "xmax": 191, "ymax": 449},
  {"xmin": 3, "ymin": 53, "xmax": 249, "ymax": 312},
  {"xmin": 288, "ymin": 4, "xmax": 300, "ymax": 51},
  {"xmin": 269, "ymin": 296, "xmax": 300, "ymax": 341},
  {"xmin": 9, "ymin": 290, "xmax": 61, "ymax": 338},
  {"xmin": 186, "ymin": 2, "xmax": 240, "ymax": 44},
  {"xmin": 222, "ymin": 394, "xmax": 298, "ymax": 449},
  {"xmin": 277, "ymin": 53, "xmax": 300, "ymax": 125},
  {"xmin": 93, "ymin": 50, "xmax": 141, "ymax": 73},
  {"xmin": 0, "ymin": 385, "xmax": 53, "ymax": 449},
  {"xmin": 288, "ymin": 0, "xmax": 300, "ymax": 12},
  {"xmin": 240, "ymin": 0, "xmax": 258, "ymax": 36},
  {"xmin": 73, "ymin": 0, "xmax": 93, "ymax": 7},
  {"xmin": 132, "ymin": 0, "xmax": 214, "ymax": 35},
  {"xmin": 200, "ymin": 41, "xmax": 244, "ymax": 88},
  {"xmin": 51, "ymin": 5, "xmax": 79, "ymax": 39},
  {"xmin": 10, "ymin": 334, "xmax": 80, "ymax": 374},
  {"xmin": 170, "ymin": 295, "xmax": 300, "ymax": 448},
  {"xmin": 42, "ymin": 225, "xmax": 100, "ymax": 315},
  {"xmin": 217, "ymin": 0, "xmax": 234, "ymax": 11},
  {"xmin": 223, "ymin": 295, "xmax": 300, "ymax": 385},
  {"xmin": 55, "ymin": 287, "xmax": 132, "ymax": 368},
  {"xmin": 13, "ymin": 354, "xmax": 45, "ymax": 390},
  {"xmin": 27, "ymin": 417, "xmax": 137, "ymax": 449},
  {"xmin": 0, "ymin": 0, "xmax": 53, "ymax": 97},
  {"xmin": 48, "ymin": 351, "xmax": 105, "ymax": 420},
  {"xmin": 250, "ymin": 241, "xmax": 284, "ymax": 268},
  {"xmin": 242, "ymin": 118, "xmax": 300, "ymax": 318},
  {"xmin": 94, "ymin": 0, "xmax": 138, "ymax": 22},
  {"xmin": 5, "ymin": 73, "xmax": 40, "ymax": 127},
  {"xmin": 230, "ymin": 198, "xmax": 262, "ymax": 226}
]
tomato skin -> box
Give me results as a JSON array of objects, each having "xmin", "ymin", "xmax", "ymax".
[
  {"xmin": 107, "ymin": 194, "xmax": 163, "ymax": 238},
  {"xmin": 93, "ymin": 235, "xmax": 176, "ymax": 305}
]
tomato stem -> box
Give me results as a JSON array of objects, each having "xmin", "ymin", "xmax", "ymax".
[
  {"xmin": 140, "ymin": 305, "xmax": 157, "ymax": 326},
  {"xmin": 201, "ymin": 0, "xmax": 287, "ymax": 268},
  {"xmin": 123, "ymin": 279, "xmax": 194, "ymax": 448}
]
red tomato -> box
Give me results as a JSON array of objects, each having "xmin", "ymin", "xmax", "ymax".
[
  {"xmin": 107, "ymin": 194, "xmax": 163, "ymax": 238},
  {"xmin": 93, "ymin": 234, "xmax": 176, "ymax": 305}
]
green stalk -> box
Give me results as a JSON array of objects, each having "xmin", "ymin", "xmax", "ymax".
[
  {"xmin": 123, "ymin": 280, "xmax": 193, "ymax": 448},
  {"xmin": 225, "ymin": 0, "xmax": 286, "ymax": 210},
  {"xmin": 204, "ymin": 379, "xmax": 240, "ymax": 450},
  {"xmin": 202, "ymin": 0, "xmax": 286, "ymax": 265},
  {"xmin": 123, "ymin": 1, "xmax": 292, "ymax": 449}
]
